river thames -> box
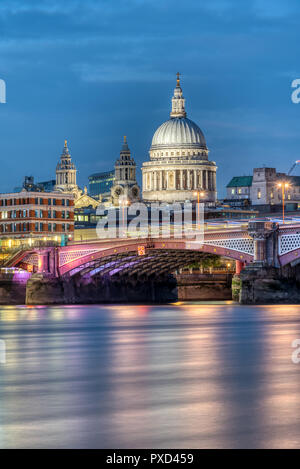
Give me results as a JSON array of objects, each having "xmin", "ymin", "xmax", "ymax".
[{"xmin": 0, "ymin": 302, "xmax": 300, "ymax": 449}]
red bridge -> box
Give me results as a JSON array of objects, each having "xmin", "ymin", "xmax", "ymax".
[{"xmin": 6, "ymin": 220, "xmax": 300, "ymax": 279}]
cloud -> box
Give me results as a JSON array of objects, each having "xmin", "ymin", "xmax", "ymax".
[{"xmin": 0, "ymin": 0, "xmax": 300, "ymax": 195}]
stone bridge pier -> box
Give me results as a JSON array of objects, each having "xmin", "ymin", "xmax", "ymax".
[{"xmin": 239, "ymin": 221, "xmax": 300, "ymax": 304}]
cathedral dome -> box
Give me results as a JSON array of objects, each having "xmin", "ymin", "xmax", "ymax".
[
  {"xmin": 142, "ymin": 73, "xmax": 217, "ymax": 204},
  {"xmin": 151, "ymin": 117, "xmax": 207, "ymax": 150}
]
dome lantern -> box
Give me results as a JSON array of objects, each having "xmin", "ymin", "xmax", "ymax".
[{"xmin": 170, "ymin": 72, "xmax": 186, "ymax": 118}]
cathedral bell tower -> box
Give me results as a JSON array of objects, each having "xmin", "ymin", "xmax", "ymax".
[
  {"xmin": 111, "ymin": 136, "xmax": 140, "ymax": 206},
  {"xmin": 55, "ymin": 140, "xmax": 77, "ymax": 192}
]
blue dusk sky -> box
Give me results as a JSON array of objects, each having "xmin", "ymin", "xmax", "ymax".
[{"xmin": 0, "ymin": 0, "xmax": 300, "ymax": 196}]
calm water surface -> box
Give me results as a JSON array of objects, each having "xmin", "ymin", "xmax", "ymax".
[{"xmin": 0, "ymin": 302, "xmax": 300, "ymax": 449}]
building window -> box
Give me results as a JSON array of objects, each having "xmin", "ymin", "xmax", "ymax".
[
  {"xmin": 231, "ymin": 189, "xmax": 235, "ymax": 195},
  {"xmin": 257, "ymin": 190, "xmax": 261, "ymax": 199},
  {"xmin": 48, "ymin": 223, "xmax": 52, "ymax": 232},
  {"xmin": 238, "ymin": 188, "xmax": 242, "ymax": 194},
  {"xmin": 35, "ymin": 223, "xmax": 39, "ymax": 231}
]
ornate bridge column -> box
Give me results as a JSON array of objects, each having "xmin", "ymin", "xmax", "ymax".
[
  {"xmin": 248, "ymin": 221, "xmax": 277, "ymax": 266},
  {"xmin": 36, "ymin": 248, "xmax": 58, "ymax": 276},
  {"xmin": 37, "ymin": 250, "xmax": 49, "ymax": 273}
]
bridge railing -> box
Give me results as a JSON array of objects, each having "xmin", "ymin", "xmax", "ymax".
[{"xmin": 0, "ymin": 240, "xmax": 59, "ymax": 253}]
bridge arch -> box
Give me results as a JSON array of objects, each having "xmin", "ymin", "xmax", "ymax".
[{"xmin": 58, "ymin": 238, "xmax": 253, "ymax": 279}]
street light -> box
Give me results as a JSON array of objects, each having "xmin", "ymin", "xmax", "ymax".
[{"xmin": 278, "ymin": 182, "xmax": 289, "ymax": 224}]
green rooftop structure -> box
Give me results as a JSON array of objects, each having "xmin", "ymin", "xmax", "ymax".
[
  {"xmin": 225, "ymin": 167, "xmax": 300, "ymax": 209},
  {"xmin": 226, "ymin": 176, "xmax": 253, "ymax": 188}
]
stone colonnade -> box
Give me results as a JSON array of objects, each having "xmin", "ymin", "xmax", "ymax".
[{"xmin": 143, "ymin": 168, "xmax": 216, "ymax": 192}]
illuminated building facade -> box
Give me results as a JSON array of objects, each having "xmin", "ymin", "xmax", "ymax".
[{"xmin": 0, "ymin": 190, "xmax": 74, "ymax": 247}]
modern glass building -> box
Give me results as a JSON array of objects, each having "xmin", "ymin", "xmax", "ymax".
[{"xmin": 88, "ymin": 171, "xmax": 115, "ymax": 199}]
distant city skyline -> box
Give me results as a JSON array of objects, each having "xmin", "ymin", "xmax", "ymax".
[{"xmin": 0, "ymin": 0, "xmax": 300, "ymax": 196}]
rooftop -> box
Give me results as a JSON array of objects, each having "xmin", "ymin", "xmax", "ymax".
[{"xmin": 227, "ymin": 176, "xmax": 253, "ymax": 188}]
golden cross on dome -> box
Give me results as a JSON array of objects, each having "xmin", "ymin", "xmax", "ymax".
[
  {"xmin": 176, "ymin": 72, "xmax": 180, "ymax": 86},
  {"xmin": 124, "ymin": 135, "xmax": 127, "ymax": 143},
  {"xmin": 64, "ymin": 139, "xmax": 68, "ymax": 147}
]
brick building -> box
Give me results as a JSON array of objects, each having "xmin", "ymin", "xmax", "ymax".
[{"xmin": 0, "ymin": 190, "xmax": 74, "ymax": 247}]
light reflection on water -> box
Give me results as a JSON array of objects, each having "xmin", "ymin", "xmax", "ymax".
[{"xmin": 0, "ymin": 303, "xmax": 300, "ymax": 448}]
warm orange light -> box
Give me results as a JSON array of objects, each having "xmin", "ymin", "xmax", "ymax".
[
  {"xmin": 138, "ymin": 246, "xmax": 145, "ymax": 256},
  {"xmin": 278, "ymin": 182, "xmax": 289, "ymax": 188}
]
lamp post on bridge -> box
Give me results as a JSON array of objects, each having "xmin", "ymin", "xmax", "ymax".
[
  {"xmin": 193, "ymin": 190, "xmax": 205, "ymax": 234},
  {"xmin": 278, "ymin": 182, "xmax": 289, "ymax": 224}
]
